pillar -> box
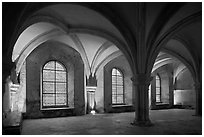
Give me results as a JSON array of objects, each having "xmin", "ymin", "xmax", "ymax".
[
  {"xmin": 2, "ymin": 60, "xmax": 15, "ymax": 119},
  {"xmin": 194, "ymin": 82, "xmax": 202, "ymax": 116},
  {"xmin": 86, "ymin": 74, "xmax": 97, "ymax": 114},
  {"xmin": 86, "ymin": 86, "xmax": 96, "ymax": 114},
  {"xmin": 131, "ymin": 74, "xmax": 153, "ymax": 126},
  {"xmin": 150, "ymin": 76, "xmax": 156, "ymax": 109},
  {"xmin": 3, "ymin": 77, "xmax": 12, "ymax": 116},
  {"xmin": 169, "ymin": 73, "xmax": 174, "ymax": 107}
]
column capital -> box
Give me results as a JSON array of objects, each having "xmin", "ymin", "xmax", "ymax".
[
  {"xmin": 86, "ymin": 74, "xmax": 97, "ymax": 87},
  {"xmin": 131, "ymin": 73, "xmax": 153, "ymax": 85}
]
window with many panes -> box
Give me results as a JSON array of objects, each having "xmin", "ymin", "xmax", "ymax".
[
  {"xmin": 156, "ymin": 74, "xmax": 161, "ymax": 103},
  {"xmin": 112, "ymin": 68, "xmax": 124, "ymax": 105},
  {"xmin": 42, "ymin": 61, "xmax": 68, "ymax": 109}
]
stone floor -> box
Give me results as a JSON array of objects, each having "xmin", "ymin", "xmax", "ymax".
[{"xmin": 21, "ymin": 109, "xmax": 202, "ymax": 135}]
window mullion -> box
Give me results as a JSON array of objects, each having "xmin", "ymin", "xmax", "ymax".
[
  {"xmin": 66, "ymin": 70, "xmax": 68, "ymax": 106},
  {"xmin": 123, "ymin": 75, "xmax": 124, "ymax": 104},
  {"xmin": 42, "ymin": 70, "xmax": 44, "ymax": 107},
  {"xmin": 160, "ymin": 78, "xmax": 161, "ymax": 102},
  {"xmin": 54, "ymin": 61, "xmax": 56, "ymax": 106},
  {"xmin": 116, "ymin": 73, "xmax": 118, "ymax": 104}
]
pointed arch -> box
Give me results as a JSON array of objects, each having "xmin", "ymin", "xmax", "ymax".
[
  {"xmin": 94, "ymin": 51, "xmax": 123, "ymax": 76},
  {"xmin": 15, "ymin": 29, "xmax": 64, "ymax": 76},
  {"xmin": 90, "ymin": 41, "xmax": 113, "ymax": 73},
  {"xmin": 69, "ymin": 34, "xmax": 91, "ymax": 76},
  {"xmin": 147, "ymin": 11, "xmax": 201, "ymax": 75}
]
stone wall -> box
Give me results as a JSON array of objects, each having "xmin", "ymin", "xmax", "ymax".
[
  {"xmin": 160, "ymin": 71, "xmax": 170, "ymax": 104},
  {"xmin": 25, "ymin": 41, "xmax": 85, "ymax": 118},
  {"xmin": 151, "ymin": 64, "xmax": 173, "ymax": 109},
  {"xmin": 174, "ymin": 90, "xmax": 196, "ymax": 108},
  {"xmin": 103, "ymin": 55, "xmax": 133, "ymax": 113},
  {"xmin": 18, "ymin": 61, "xmax": 26, "ymax": 113},
  {"xmin": 174, "ymin": 68, "xmax": 195, "ymax": 108},
  {"xmin": 151, "ymin": 65, "xmax": 195, "ymax": 109},
  {"xmin": 95, "ymin": 67, "xmax": 105, "ymax": 113}
]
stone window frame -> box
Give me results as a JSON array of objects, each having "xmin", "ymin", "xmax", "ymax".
[
  {"xmin": 156, "ymin": 74, "xmax": 162, "ymax": 103},
  {"xmin": 41, "ymin": 60, "xmax": 69, "ymax": 110},
  {"xmin": 111, "ymin": 67, "xmax": 125, "ymax": 105}
]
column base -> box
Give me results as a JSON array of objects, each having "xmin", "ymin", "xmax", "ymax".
[{"xmin": 131, "ymin": 119, "xmax": 153, "ymax": 127}]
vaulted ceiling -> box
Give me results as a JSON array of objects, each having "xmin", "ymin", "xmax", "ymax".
[
  {"xmin": 12, "ymin": 21, "xmax": 122, "ymax": 77},
  {"xmin": 153, "ymin": 51, "xmax": 188, "ymax": 81},
  {"xmin": 4, "ymin": 2, "xmax": 201, "ymax": 80}
]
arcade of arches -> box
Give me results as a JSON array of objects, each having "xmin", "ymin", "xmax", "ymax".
[{"xmin": 2, "ymin": 2, "xmax": 202, "ymax": 134}]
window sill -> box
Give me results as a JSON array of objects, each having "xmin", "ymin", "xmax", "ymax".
[
  {"xmin": 112, "ymin": 104, "xmax": 132, "ymax": 108},
  {"xmin": 156, "ymin": 101, "xmax": 164, "ymax": 103},
  {"xmin": 156, "ymin": 103, "xmax": 169, "ymax": 106},
  {"xmin": 41, "ymin": 107, "xmax": 74, "ymax": 111}
]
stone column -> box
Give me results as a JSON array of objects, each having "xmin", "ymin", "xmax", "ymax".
[
  {"xmin": 169, "ymin": 74, "xmax": 174, "ymax": 107},
  {"xmin": 86, "ymin": 86, "xmax": 96, "ymax": 113},
  {"xmin": 131, "ymin": 74, "xmax": 153, "ymax": 126},
  {"xmin": 3, "ymin": 77, "xmax": 12, "ymax": 115},
  {"xmin": 150, "ymin": 76, "xmax": 156, "ymax": 109},
  {"xmin": 194, "ymin": 82, "xmax": 202, "ymax": 116},
  {"xmin": 86, "ymin": 74, "xmax": 97, "ymax": 114}
]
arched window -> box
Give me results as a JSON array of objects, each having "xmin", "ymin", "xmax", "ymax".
[
  {"xmin": 41, "ymin": 61, "xmax": 68, "ymax": 109},
  {"xmin": 156, "ymin": 74, "xmax": 161, "ymax": 103},
  {"xmin": 112, "ymin": 68, "xmax": 124, "ymax": 105}
]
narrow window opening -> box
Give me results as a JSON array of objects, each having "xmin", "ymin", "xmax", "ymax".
[
  {"xmin": 156, "ymin": 74, "xmax": 161, "ymax": 103},
  {"xmin": 42, "ymin": 61, "xmax": 68, "ymax": 109},
  {"xmin": 112, "ymin": 68, "xmax": 124, "ymax": 105}
]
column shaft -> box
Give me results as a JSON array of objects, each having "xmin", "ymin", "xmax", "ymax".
[
  {"xmin": 194, "ymin": 82, "xmax": 202, "ymax": 116},
  {"xmin": 131, "ymin": 74, "xmax": 153, "ymax": 126}
]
